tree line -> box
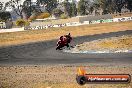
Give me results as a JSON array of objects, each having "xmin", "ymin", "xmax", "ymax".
[{"xmin": 0, "ymin": 0, "xmax": 131, "ymax": 20}]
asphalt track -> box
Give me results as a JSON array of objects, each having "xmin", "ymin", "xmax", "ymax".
[{"xmin": 0, "ymin": 30, "xmax": 132, "ymax": 65}]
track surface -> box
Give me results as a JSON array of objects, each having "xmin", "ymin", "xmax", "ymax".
[{"xmin": 0, "ymin": 30, "xmax": 132, "ymax": 65}]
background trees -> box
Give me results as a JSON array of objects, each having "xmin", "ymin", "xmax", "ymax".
[
  {"xmin": 113, "ymin": 0, "xmax": 125, "ymax": 14},
  {"xmin": 97, "ymin": 0, "xmax": 127, "ymax": 15},
  {"xmin": 77, "ymin": 0, "xmax": 130, "ymax": 16},
  {"xmin": 78, "ymin": 0, "xmax": 86, "ymax": 15},
  {"xmin": 78, "ymin": 0, "xmax": 95, "ymax": 15},
  {"xmin": 0, "ymin": 2, "xmax": 4, "ymax": 11},
  {"xmin": 5, "ymin": 0, "xmax": 26, "ymax": 19},
  {"xmin": 125, "ymin": 0, "xmax": 132, "ymax": 12},
  {"xmin": 52, "ymin": 1, "xmax": 77, "ymax": 18},
  {"xmin": 0, "ymin": 12, "xmax": 11, "ymax": 22},
  {"xmin": 37, "ymin": 0, "xmax": 57, "ymax": 13},
  {"xmin": 1, "ymin": 0, "xmax": 131, "ymax": 21},
  {"xmin": 71, "ymin": 2, "xmax": 77, "ymax": 17},
  {"xmin": 52, "ymin": 8, "xmax": 63, "ymax": 18},
  {"xmin": 63, "ymin": 0, "xmax": 71, "ymax": 17}
]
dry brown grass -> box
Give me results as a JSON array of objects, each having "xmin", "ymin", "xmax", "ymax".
[
  {"xmin": 0, "ymin": 65, "xmax": 132, "ymax": 88},
  {"xmin": 0, "ymin": 21, "xmax": 132, "ymax": 47},
  {"xmin": 99, "ymin": 36, "xmax": 132, "ymax": 49},
  {"xmin": 76, "ymin": 35, "xmax": 132, "ymax": 51}
]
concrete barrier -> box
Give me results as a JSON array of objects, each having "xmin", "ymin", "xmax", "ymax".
[
  {"xmin": 113, "ymin": 16, "xmax": 132, "ymax": 22},
  {"xmin": 24, "ymin": 16, "xmax": 132, "ymax": 30},
  {"xmin": 0, "ymin": 27, "xmax": 24, "ymax": 33}
]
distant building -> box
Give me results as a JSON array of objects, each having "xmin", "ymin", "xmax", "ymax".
[{"xmin": 0, "ymin": 21, "xmax": 13, "ymax": 29}]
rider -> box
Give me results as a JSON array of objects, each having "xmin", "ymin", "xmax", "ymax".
[
  {"xmin": 64, "ymin": 33, "xmax": 72, "ymax": 47},
  {"xmin": 65, "ymin": 33, "xmax": 72, "ymax": 43}
]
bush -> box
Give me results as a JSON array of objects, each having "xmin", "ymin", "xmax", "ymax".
[
  {"xmin": 16, "ymin": 19, "xmax": 30, "ymax": 27},
  {"xmin": 0, "ymin": 19, "xmax": 5, "ymax": 22},
  {"xmin": 28, "ymin": 12, "xmax": 50, "ymax": 21},
  {"xmin": 60, "ymin": 14, "xmax": 68, "ymax": 19},
  {"xmin": 0, "ymin": 12, "xmax": 11, "ymax": 22},
  {"xmin": 36, "ymin": 12, "xmax": 50, "ymax": 19}
]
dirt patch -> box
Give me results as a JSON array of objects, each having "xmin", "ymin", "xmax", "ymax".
[{"xmin": 0, "ymin": 64, "xmax": 132, "ymax": 88}]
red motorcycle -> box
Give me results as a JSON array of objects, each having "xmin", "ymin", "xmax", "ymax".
[{"xmin": 56, "ymin": 33, "xmax": 72, "ymax": 50}]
